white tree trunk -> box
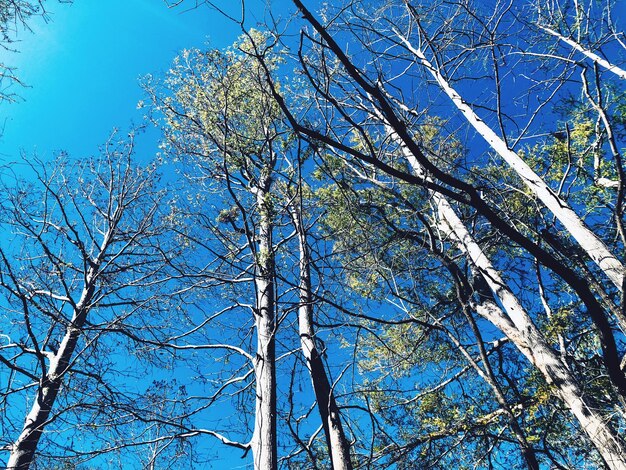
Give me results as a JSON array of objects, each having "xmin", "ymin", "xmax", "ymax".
[
  {"xmin": 537, "ymin": 24, "xmax": 626, "ymax": 80},
  {"xmin": 251, "ymin": 185, "xmax": 278, "ymax": 470},
  {"xmin": 289, "ymin": 201, "xmax": 353, "ymax": 470},
  {"xmin": 436, "ymin": 176, "xmax": 626, "ymax": 469},
  {"xmin": 394, "ymin": 30, "xmax": 626, "ymax": 291},
  {"xmin": 476, "ymin": 300, "xmax": 626, "ymax": 470},
  {"xmin": 7, "ymin": 230, "xmax": 111, "ymax": 470}
]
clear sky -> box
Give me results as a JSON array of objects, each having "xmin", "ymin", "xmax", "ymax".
[{"xmin": 0, "ymin": 0, "xmax": 289, "ymax": 162}]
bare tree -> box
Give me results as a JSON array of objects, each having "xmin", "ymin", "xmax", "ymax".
[{"xmin": 0, "ymin": 132, "xmax": 178, "ymax": 469}]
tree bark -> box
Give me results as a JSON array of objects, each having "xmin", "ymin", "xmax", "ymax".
[
  {"xmin": 394, "ymin": 28, "xmax": 625, "ymax": 292},
  {"xmin": 7, "ymin": 233, "xmax": 108, "ymax": 469},
  {"xmin": 288, "ymin": 198, "xmax": 353, "ymax": 470},
  {"xmin": 251, "ymin": 184, "xmax": 278, "ymax": 470},
  {"xmin": 392, "ymin": 127, "xmax": 626, "ymax": 469}
]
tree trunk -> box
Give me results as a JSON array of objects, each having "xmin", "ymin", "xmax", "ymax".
[
  {"xmin": 394, "ymin": 131, "xmax": 626, "ymax": 469},
  {"xmin": 251, "ymin": 185, "xmax": 278, "ymax": 470},
  {"xmin": 288, "ymin": 199, "xmax": 353, "ymax": 470},
  {"xmin": 476, "ymin": 301, "xmax": 626, "ymax": 470},
  {"xmin": 460, "ymin": 303, "xmax": 539, "ymax": 469},
  {"xmin": 435, "ymin": 183, "xmax": 626, "ymax": 470},
  {"xmin": 7, "ymin": 376, "xmax": 63, "ymax": 470},
  {"xmin": 537, "ymin": 23, "xmax": 626, "ymax": 80},
  {"xmin": 394, "ymin": 30, "xmax": 626, "ymax": 291},
  {"xmin": 7, "ymin": 265, "xmax": 99, "ymax": 469}
]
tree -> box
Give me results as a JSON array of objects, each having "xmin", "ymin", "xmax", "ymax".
[
  {"xmin": 246, "ymin": 0, "xmax": 626, "ymax": 467},
  {"xmin": 311, "ymin": 125, "xmax": 549, "ymax": 468},
  {"xmin": 286, "ymin": 182, "xmax": 354, "ymax": 470},
  {"xmin": 150, "ymin": 36, "xmax": 281, "ymax": 469},
  {"xmin": 5, "ymin": 0, "xmax": 626, "ymax": 467},
  {"xmin": 0, "ymin": 132, "xmax": 180, "ymax": 469},
  {"xmin": 145, "ymin": 31, "xmax": 357, "ymax": 469}
]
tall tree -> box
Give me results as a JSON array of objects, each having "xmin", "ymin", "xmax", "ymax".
[
  {"xmin": 246, "ymin": 0, "xmax": 626, "ymax": 467},
  {"xmin": 147, "ymin": 32, "xmax": 287, "ymax": 470},
  {"xmin": 146, "ymin": 31, "xmax": 356, "ymax": 469},
  {"xmin": 286, "ymin": 181, "xmax": 354, "ymax": 470},
  {"xmin": 311, "ymin": 122, "xmax": 589, "ymax": 468}
]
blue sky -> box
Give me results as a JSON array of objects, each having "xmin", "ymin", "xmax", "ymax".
[{"xmin": 0, "ymin": 0, "xmax": 288, "ymax": 162}]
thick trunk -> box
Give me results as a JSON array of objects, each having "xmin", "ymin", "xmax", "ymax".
[
  {"xmin": 444, "ymin": 197, "xmax": 626, "ymax": 469},
  {"xmin": 251, "ymin": 186, "xmax": 278, "ymax": 470},
  {"xmin": 477, "ymin": 301, "xmax": 626, "ymax": 469},
  {"xmin": 461, "ymin": 305, "xmax": 539, "ymax": 469},
  {"xmin": 7, "ymin": 270, "xmax": 98, "ymax": 469},
  {"xmin": 395, "ymin": 31, "xmax": 625, "ymax": 291},
  {"xmin": 289, "ymin": 202, "xmax": 353, "ymax": 470},
  {"xmin": 7, "ymin": 378, "xmax": 63, "ymax": 470},
  {"xmin": 252, "ymin": 294, "xmax": 277, "ymax": 470}
]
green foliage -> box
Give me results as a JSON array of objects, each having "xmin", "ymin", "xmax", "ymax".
[{"xmin": 150, "ymin": 29, "xmax": 286, "ymax": 184}]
